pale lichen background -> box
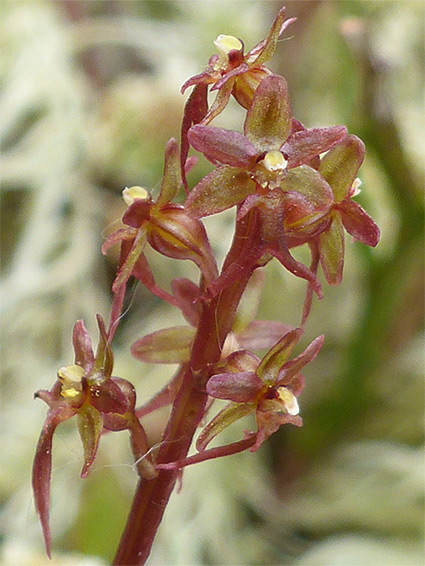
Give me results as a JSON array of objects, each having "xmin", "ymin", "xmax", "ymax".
[{"xmin": 1, "ymin": 1, "xmax": 424, "ymax": 565}]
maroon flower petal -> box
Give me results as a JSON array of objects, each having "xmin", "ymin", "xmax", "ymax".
[
  {"xmin": 244, "ymin": 75, "xmax": 292, "ymax": 152},
  {"xmin": 277, "ymin": 334, "xmax": 324, "ymax": 386},
  {"xmin": 207, "ymin": 371, "xmax": 264, "ymax": 402},
  {"xmin": 91, "ymin": 315, "xmax": 113, "ymax": 381},
  {"xmin": 72, "ymin": 320, "xmax": 94, "ymax": 374},
  {"xmin": 186, "ymin": 166, "xmax": 255, "ymax": 219},
  {"xmin": 131, "ymin": 326, "xmax": 196, "ymax": 364},
  {"xmin": 237, "ymin": 320, "xmax": 293, "ymax": 351},
  {"xmin": 77, "ymin": 405, "xmax": 103, "ymax": 478},
  {"xmin": 282, "ymin": 126, "xmax": 347, "ymax": 169},
  {"xmin": 188, "ymin": 125, "xmax": 257, "ymax": 168},
  {"xmin": 248, "ymin": 7, "xmax": 292, "ymax": 66},
  {"xmin": 319, "ymin": 213, "xmax": 345, "ymax": 285},
  {"xmin": 90, "ymin": 379, "xmax": 130, "ymax": 414},
  {"xmin": 339, "ymin": 199, "xmax": 380, "ymax": 247},
  {"xmin": 319, "ymin": 134, "xmax": 365, "ymax": 202},
  {"xmin": 32, "ymin": 417, "xmax": 58, "ymax": 558},
  {"xmin": 157, "ymin": 138, "xmax": 181, "ymax": 207},
  {"xmin": 211, "ymin": 62, "xmax": 250, "ymax": 91},
  {"xmin": 257, "ymin": 328, "xmax": 303, "ymax": 384},
  {"xmin": 201, "ymin": 78, "xmax": 234, "ymax": 125},
  {"xmin": 181, "ymin": 83, "xmax": 209, "ymax": 188},
  {"xmin": 223, "ymin": 349, "xmax": 261, "ymax": 373}
]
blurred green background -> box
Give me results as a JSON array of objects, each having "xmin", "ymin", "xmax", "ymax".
[{"xmin": 1, "ymin": 1, "xmax": 423, "ymax": 564}]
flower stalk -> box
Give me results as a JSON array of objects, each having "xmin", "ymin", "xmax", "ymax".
[{"xmin": 32, "ymin": 6, "xmax": 380, "ymax": 564}]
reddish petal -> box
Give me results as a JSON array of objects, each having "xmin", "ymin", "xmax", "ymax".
[
  {"xmin": 32, "ymin": 417, "xmax": 58, "ymax": 557},
  {"xmin": 181, "ymin": 70, "xmax": 214, "ymax": 94},
  {"xmin": 211, "ymin": 63, "xmax": 249, "ymax": 91},
  {"xmin": 91, "ymin": 315, "xmax": 113, "ymax": 381},
  {"xmin": 32, "ymin": 405, "xmax": 75, "ymax": 557},
  {"xmin": 283, "ymin": 126, "xmax": 347, "ymax": 169},
  {"xmin": 339, "ymin": 199, "xmax": 380, "ymax": 247},
  {"xmin": 263, "ymin": 207, "xmax": 322, "ymax": 298},
  {"xmin": 257, "ymin": 328, "xmax": 303, "ymax": 384},
  {"xmin": 72, "ymin": 320, "xmax": 94, "ymax": 374},
  {"xmin": 319, "ymin": 134, "xmax": 365, "ymax": 202},
  {"xmin": 181, "ymin": 83, "xmax": 208, "ymax": 188},
  {"xmin": 131, "ymin": 326, "xmax": 196, "ymax": 364},
  {"xmin": 244, "ymin": 75, "xmax": 292, "ymax": 151},
  {"xmin": 237, "ymin": 320, "xmax": 293, "ymax": 351},
  {"xmin": 319, "ymin": 213, "xmax": 345, "ymax": 285},
  {"xmin": 201, "ymin": 78, "xmax": 234, "ymax": 125},
  {"xmin": 283, "ymin": 165, "xmax": 333, "ymax": 208},
  {"xmin": 157, "ymin": 138, "xmax": 180, "ymax": 207},
  {"xmin": 77, "ymin": 405, "xmax": 103, "ymax": 478},
  {"xmin": 186, "ymin": 165, "xmax": 255, "ymax": 219},
  {"xmin": 277, "ymin": 334, "xmax": 324, "ymax": 386},
  {"xmin": 90, "ymin": 379, "xmax": 130, "ymax": 414},
  {"xmin": 196, "ymin": 402, "xmax": 256, "ymax": 451},
  {"xmin": 248, "ymin": 7, "xmax": 291, "ymax": 65},
  {"xmin": 207, "ymin": 371, "xmax": 264, "ymax": 402},
  {"xmin": 101, "ymin": 227, "xmax": 135, "ymax": 255},
  {"xmin": 112, "ymin": 229, "xmax": 147, "ymax": 292},
  {"xmin": 188, "ymin": 125, "xmax": 257, "ymax": 168},
  {"xmin": 223, "ymin": 349, "xmax": 261, "ymax": 373}
]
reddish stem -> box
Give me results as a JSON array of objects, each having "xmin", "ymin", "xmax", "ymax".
[{"xmin": 113, "ymin": 214, "xmax": 255, "ymax": 565}]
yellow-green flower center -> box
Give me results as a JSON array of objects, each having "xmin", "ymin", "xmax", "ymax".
[
  {"xmin": 57, "ymin": 364, "xmax": 84, "ymax": 398},
  {"xmin": 122, "ymin": 186, "xmax": 150, "ymax": 206},
  {"xmin": 263, "ymin": 150, "xmax": 288, "ymax": 172}
]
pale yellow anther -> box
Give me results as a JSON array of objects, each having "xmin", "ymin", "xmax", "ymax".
[
  {"xmin": 277, "ymin": 387, "xmax": 299, "ymax": 416},
  {"xmin": 263, "ymin": 150, "xmax": 288, "ymax": 172},
  {"xmin": 214, "ymin": 35, "xmax": 243, "ymax": 58},
  {"xmin": 58, "ymin": 364, "xmax": 84, "ymax": 399},
  {"xmin": 122, "ymin": 186, "xmax": 150, "ymax": 206}
]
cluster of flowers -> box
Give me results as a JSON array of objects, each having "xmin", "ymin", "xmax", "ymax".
[{"xmin": 32, "ymin": 7, "xmax": 379, "ymax": 556}]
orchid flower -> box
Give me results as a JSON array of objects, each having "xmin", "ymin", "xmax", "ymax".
[
  {"xmin": 32, "ymin": 316, "xmax": 155, "ymax": 557},
  {"xmin": 316, "ymin": 134, "xmax": 381, "ymax": 284},
  {"xmin": 102, "ymin": 138, "xmax": 218, "ymax": 303},
  {"xmin": 185, "ymin": 75, "xmax": 347, "ymax": 298},
  {"xmin": 180, "ymin": 7, "xmax": 296, "ymax": 184}
]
